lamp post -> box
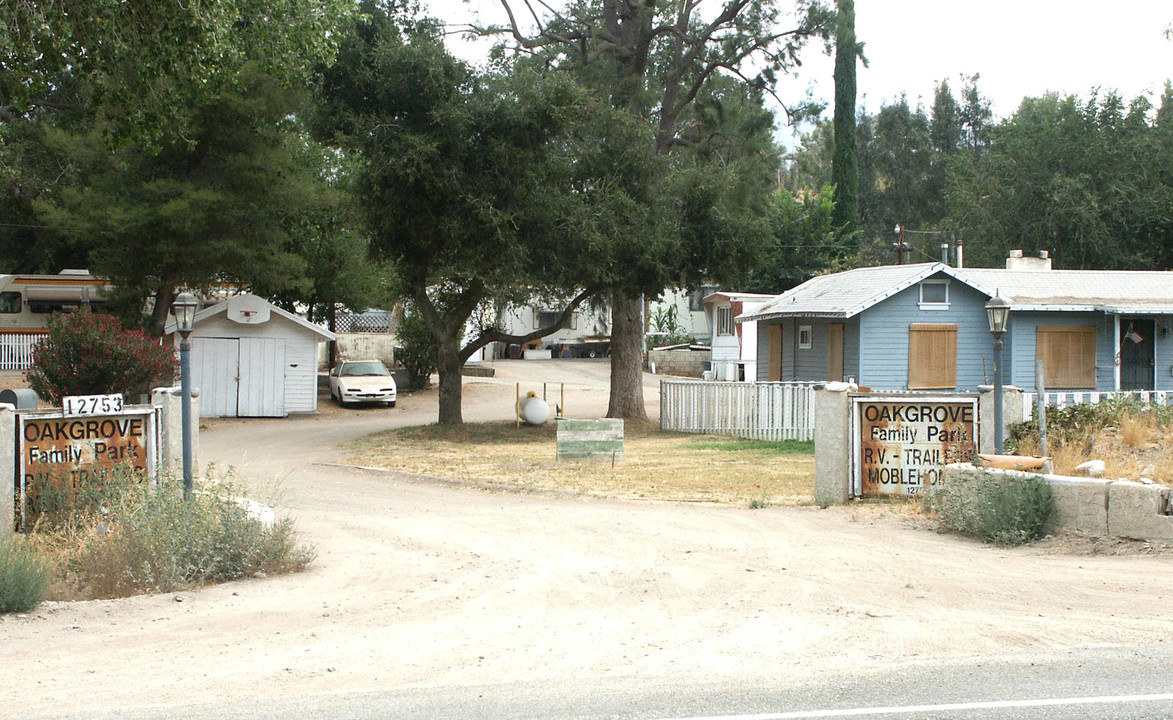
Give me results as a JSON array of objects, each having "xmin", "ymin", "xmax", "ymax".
[
  {"xmin": 985, "ymin": 293, "xmax": 1012, "ymax": 454},
  {"xmin": 172, "ymin": 292, "xmax": 198, "ymax": 498}
]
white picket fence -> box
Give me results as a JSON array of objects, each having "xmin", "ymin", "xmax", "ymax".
[
  {"xmin": 1021, "ymin": 390, "xmax": 1173, "ymax": 421},
  {"xmin": 660, "ymin": 380, "xmax": 818, "ymax": 441},
  {"xmin": 0, "ymin": 332, "xmax": 46, "ymax": 370}
]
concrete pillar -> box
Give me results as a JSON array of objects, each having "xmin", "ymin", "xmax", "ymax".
[
  {"xmin": 151, "ymin": 386, "xmax": 200, "ymax": 478},
  {"xmin": 0, "ymin": 404, "xmax": 13, "ymax": 536},
  {"xmin": 978, "ymin": 385, "xmax": 1023, "ymax": 454},
  {"xmin": 814, "ymin": 383, "xmax": 855, "ymax": 507}
]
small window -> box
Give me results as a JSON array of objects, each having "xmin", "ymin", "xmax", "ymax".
[
  {"xmin": 919, "ymin": 280, "xmax": 949, "ymax": 309},
  {"xmin": 537, "ymin": 310, "xmax": 576, "ymax": 330},
  {"xmin": 717, "ymin": 307, "xmax": 734, "ymax": 336},
  {"xmin": 798, "ymin": 325, "xmax": 813, "ymax": 350},
  {"xmin": 0, "ymin": 292, "xmax": 20, "ymax": 314}
]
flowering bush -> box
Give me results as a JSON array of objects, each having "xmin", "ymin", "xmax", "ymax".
[{"xmin": 27, "ymin": 312, "xmax": 178, "ymax": 404}]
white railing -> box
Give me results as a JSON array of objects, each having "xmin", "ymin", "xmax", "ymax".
[
  {"xmin": 0, "ymin": 333, "xmax": 47, "ymax": 370},
  {"xmin": 660, "ymin": 380, "xmax": 818, "ymax": 441},
  {"xmin": 1021, "ymin": 390, "xmax": 1173, "ymax": 421}
]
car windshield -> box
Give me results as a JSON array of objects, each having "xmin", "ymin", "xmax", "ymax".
[{"xmin": 341, "ymin": 361, "xmax": 390, "ymax": 377}]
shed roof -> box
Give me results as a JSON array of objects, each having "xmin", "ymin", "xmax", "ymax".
[
  {"xmin": 740, "ymin": 262, "xmax": 1173, "ymax": 322},
  {"xmin": 163, "ymin": 293, "xmax": 336, "ymax": 340}
]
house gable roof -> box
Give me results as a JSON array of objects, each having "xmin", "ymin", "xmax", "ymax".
[
  {"xmin": 740, "ymin": 263, "xmax": 989, "ymax": 322},
  {"xmin": 739, "ymin": 262, "xmax": 1173, "ymax": 323}
]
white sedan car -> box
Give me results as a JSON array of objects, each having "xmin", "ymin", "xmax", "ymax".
[{"xmin": 329, "ymin": 359, "xmax": 397, "ymax": 407}]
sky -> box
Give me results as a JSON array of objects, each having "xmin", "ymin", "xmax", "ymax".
[{"xmin": 426, "ymin": 0, "xmax": 1173, "ymax": 140}]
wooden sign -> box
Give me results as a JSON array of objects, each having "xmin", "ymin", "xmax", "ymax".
[
  {"xmin": 852, "ymin": 396, "xmax": 977, "ymax": 497},
  {"xmin": 17, "ymin": 407, "xmax": 158, "ymax": 529}
]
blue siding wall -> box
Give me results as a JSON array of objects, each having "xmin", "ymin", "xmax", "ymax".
[
  {"xmin": 858, "ymin": 277, "xmax": 993, "ymax": 391},
  {"xmin": 844, "ymin": 321, "xmax": 860, "ymax": 382}
]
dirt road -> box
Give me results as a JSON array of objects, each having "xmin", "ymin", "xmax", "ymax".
[{"xmin": 5, "ymin": 360, "xmax": 1173, "ymax": 718}]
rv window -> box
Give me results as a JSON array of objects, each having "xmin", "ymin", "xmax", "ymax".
[{"xmin": 0, "ymin": 292, "xmax": 20, "ymax": 314}]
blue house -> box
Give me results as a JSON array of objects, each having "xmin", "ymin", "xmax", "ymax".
[{"xmin": 739, "ymin": 251, "xmax": 1173, "ymax": 394}]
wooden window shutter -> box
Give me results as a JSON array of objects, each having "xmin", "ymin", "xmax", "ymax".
[
  {"xmin": 908, "ymin": 324, "xmax": 957, "ymax": 389},
  {"xmin": 1037, "ymin": 326, "xmax": 1096, "ymax": 388}
]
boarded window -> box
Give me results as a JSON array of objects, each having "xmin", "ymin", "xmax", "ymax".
[
  {"xmin": 908, "ymin": 324, "xmax": 957, "ymax": 389},
  {"xmin": 1037, "ymin": 326, "xmax": 1096, "ymax": 388}
]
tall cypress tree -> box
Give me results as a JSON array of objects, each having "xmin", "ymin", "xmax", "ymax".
[{"xmin": 831, "ymin": 0, "xmax": 859, "ymax": 233}]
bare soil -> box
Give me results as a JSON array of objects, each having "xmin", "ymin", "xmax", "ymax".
[{"xmin": 3, "ymin": 360, "xmax": 1173, "ymax": 718}]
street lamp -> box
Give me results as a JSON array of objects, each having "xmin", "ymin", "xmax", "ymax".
[
  {"xmin": 172, "ymin": 292, "xmax": 198, "ymax": 498},
  {"xmin": 985, "ymin": 293, "xmax": 1012, "ymax": 454}
]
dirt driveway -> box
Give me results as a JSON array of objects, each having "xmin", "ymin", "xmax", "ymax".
[{"xmin": 5, "ymin": 360, "xmax": 1173, "ymax": 718}]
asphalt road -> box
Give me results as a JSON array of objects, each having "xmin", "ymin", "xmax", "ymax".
[{"xmin": 35, "ymin": 644, "xmax": 1173, "ymax": 719}]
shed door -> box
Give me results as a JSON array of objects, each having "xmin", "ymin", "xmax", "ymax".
[
  {"xmin": 238, "ymin": 337, "xmax": 286, "ymax": 417},
  {"xmin": 193, "ymin": 338, "xmax": 240, "ymax": 418}
]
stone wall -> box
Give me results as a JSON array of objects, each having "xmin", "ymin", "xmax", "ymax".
[
  {"xmin": 648, "ymin": 349, "xmax": 711, "ymax": 378},
  {"xmin": 943, "ymin": 464, "xmax": 1173, "ymax": 541}
]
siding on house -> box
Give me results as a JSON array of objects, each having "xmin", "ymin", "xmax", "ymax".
[{"xmin": 857, "ymin": 278, "xmax": 993, "ymax": 391}]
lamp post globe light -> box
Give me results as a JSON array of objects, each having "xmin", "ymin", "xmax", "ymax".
[
  {"xmin": 172, "ymin": 292, "xmax": 198, "ymax": 498},
  {"xmin": 985, "ymin": 293, "xmax": 1012, "ymax": 454}
]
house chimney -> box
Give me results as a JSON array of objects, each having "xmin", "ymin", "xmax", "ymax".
[
  {"xmin": 941, "ymin": 242, "xmax": 950, "ymax": 265},
  {"xmin": 954, "ymin": 237, "xmax": 964, "ymax": 268},
  {"xmin": 1005, "ymin": 249, "xmax": 1052, "ymax": 271}
]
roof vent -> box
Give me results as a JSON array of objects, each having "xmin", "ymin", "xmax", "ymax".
[{"xmin": 1005, "ymin": 250, "xmax": 1052, "ymax": 271}]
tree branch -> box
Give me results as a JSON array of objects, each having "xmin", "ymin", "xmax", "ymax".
[{"xmin": 460, "ymin": 286, "xmax": 598, "ymax": 362}]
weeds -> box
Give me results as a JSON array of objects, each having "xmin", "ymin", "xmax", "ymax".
[
  {"xmin": 928, "ymin": 472, "xmax": 1054, "ymax": 546},
  {"xmin": 0, "ymin": 537, "xmax": 51, "ymax": 613},
  {"xmin": 25, "ymin": 468, "xmax": 314, "ymax": 600}
]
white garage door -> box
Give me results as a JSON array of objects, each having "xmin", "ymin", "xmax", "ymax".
[
  {"xmin": 238, "ymin": 337, "xmax": 285, "ymax": 417},
  {"xmin": 192, "ymin": 337, "xmax": 286, "ymax": 417}
]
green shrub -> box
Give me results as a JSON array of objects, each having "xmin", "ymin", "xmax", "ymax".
[
  {"xmin": 395, "ymin": 306, "xmax": 439, "ymax": 391},
  {"xmin": 928, "ymin": 472, "xmax": 1054, "ymax": 546},
  {"xmin": 27, "ymin": 312, "xmax": 178, "ymax": 403},
  {"xmin": 34, "ymin": 469, "xmax": 315, "ymax": 599},
  {"xmin": 0, "ymin": 538, "xmax": 51, "ymax": 613}
]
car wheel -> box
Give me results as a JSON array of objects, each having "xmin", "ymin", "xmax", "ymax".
[
  {"xmin": 387, "ymin": 401, "xmax": 396, "ymax": 408},
  {"xmin": 333, "ymin": 391, "xmax": 343, "ymax": 406},
  {"xmin": 587, "ymin": 349, "xmax": 599, "ymax": 358}
]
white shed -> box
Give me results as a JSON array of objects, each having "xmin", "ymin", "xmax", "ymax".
[{"xmin": 165, "ymin": 294, "xmax": 336, "ymax": 418}]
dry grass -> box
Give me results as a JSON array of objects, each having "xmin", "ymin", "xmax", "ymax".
[
  {"xmin": 1017, "ymin": 422, "xmax": 1173, "ymax": 485},
  {"xmin": 346, "ymin": 419, "xmax": 815, "ymax": 505}
]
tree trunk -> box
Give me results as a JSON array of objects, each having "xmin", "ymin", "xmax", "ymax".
[
  {"xmin": 436, "ymin": 339, "xmax": 464, "ymax": 425},
  {"xmin": 148, "ymin": 286, "xmax": 177, "ymax": 337},
  {"xmin": 606, "ymin": 290, "xmax": 647, "ymax": 419}
]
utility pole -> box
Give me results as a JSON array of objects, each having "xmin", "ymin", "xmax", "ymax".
[{"xmin": 893, "ymin": 224, "xmax": 909, "ymax": 265}]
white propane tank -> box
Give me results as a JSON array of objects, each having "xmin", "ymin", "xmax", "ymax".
[{"xmin": 520, "ymin": 392, "xmax": 551, "ymax": 425}]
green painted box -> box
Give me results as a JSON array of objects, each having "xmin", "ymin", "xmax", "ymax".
[{"xmin": 556, "ymin": 418, "xmax": 624, "ymax": 463}]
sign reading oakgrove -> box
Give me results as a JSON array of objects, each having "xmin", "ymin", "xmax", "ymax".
[
  {"xmin": 853, "ymin": 396, "xmax": 977, "ymax": 497},
  {"xmin": 18, "ymin": 407, "xmax": 158, "ymax": 528}
]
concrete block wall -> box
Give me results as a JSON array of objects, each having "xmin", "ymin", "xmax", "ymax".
[
  {"xmin": 942, "ymin": 464, "xmax": 1173, "ymax": 541},
  {"xmin": 151, "ymin": 386, "xmax": 201, "ymax": 478},
  {"xmin": 648, "ymin": 349, "xmax": 711, "ymax": 378},
  {"xmin": 814, "ymin": 384, "xmax": 855, "ymax": 507},
  {"xmin": 1, "ymin": 404, "xmax": 13, "ymax": 537},
  {"xmin": 977, "ymin": 385, "xmax": 1024, "ymax": 454}
]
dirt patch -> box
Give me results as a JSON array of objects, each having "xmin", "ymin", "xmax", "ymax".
[{"xmin": 346, "ymin": 419, "xmax": 815, "ymax": 506}]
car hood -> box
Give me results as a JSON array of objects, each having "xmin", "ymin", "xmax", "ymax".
[{"xmin": 338, "ymin": 376, "xmax": 396, "ymax": 391}]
